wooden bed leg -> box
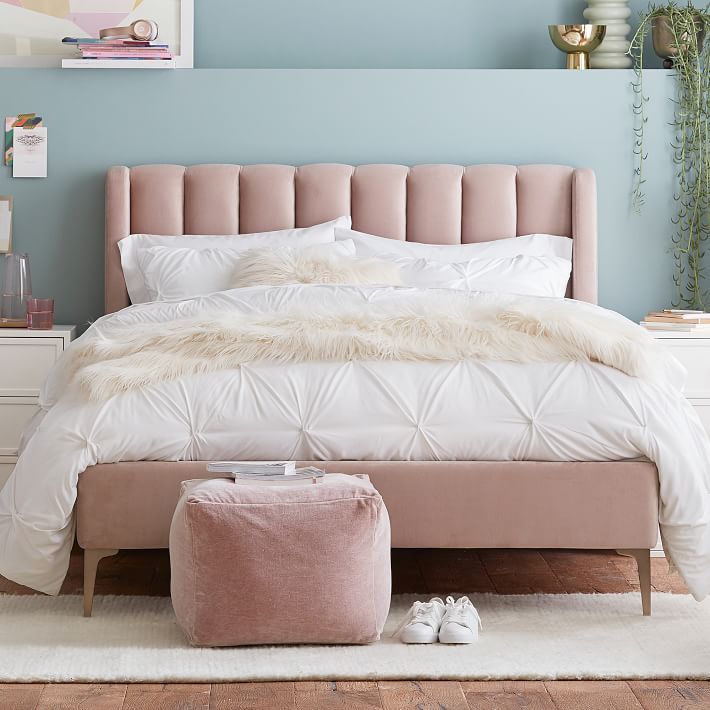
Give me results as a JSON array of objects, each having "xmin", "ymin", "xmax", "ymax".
[
  {"xmin": 617, "ymin": 549, "xmax": 651, "ymax": 616},
  {"xmin": 83, "ymin": 548, "xmax": 118, "ymax": 617}
]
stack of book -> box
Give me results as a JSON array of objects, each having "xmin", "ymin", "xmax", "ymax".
[
  {"xmin": 61, "ymin": 37, "xmax": 173, "ymax": 65},
  {"xmin": 640, "ymin": 309, "xmax": 710, "ymax": 332},
  {"xmin": 207, "ymin": 461, "xmax": 325, "ymax": 484}
]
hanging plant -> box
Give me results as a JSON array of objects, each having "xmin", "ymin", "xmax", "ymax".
[{"xmin": 630, "ymin": 2, "xmax": 710, "ymax": 309}]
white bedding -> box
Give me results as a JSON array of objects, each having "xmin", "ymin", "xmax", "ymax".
[
  {"xmin": 1, "ymin": 284, "xmax": 710, "ymax": 599},
  {"xmin": 393, "ymin": 253, "xmax": 572, "ymax": 297},
  {"xmin": 120, "ymin": 216, "xmax": 351, "ymax": 303}
]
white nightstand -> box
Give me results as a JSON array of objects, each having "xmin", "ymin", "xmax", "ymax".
[
  {"xmin": 647, "ymin": 329, "xmax": 710, "ymax": 556},
  {"xmin": 649, "ymin": 330, "xmax": 710, "ymax": 432},
  {"xmin": 0, "ymin": 325, "xmax": 76, "ymax": 490}
]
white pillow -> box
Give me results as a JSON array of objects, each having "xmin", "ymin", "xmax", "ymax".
[
  {"xmin": 233, "ymin": 242, "xmax": 401, "ymax": 288},
  {"xmin": 137, "ymin": 240, "xmax": 357, "ymax": 302},
  {"xmin": 336, "ymin": 228, "xmax": 573, "ymax": 263},
  {"xmin": 394, "ymin": 254, "xmax": 572, "ymax": 298},
  {"xmin": 120, "ymin": 216, "xmax": 351, "ymax": 304}
]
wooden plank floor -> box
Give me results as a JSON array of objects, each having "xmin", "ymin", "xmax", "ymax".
[
  {"xmin": 3, "ymin": 680, "xmax": 710, "ymax": 710},
  {"xmin": 0, "ymin": 547, "xmax": 688, "ymax": 597},
  {"xmin": 0, "ymin": 549, "xmax": 695, "ymax": 710}
]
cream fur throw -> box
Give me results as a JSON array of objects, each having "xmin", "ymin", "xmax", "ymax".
[
  {"xmin": 232, "ymin": 244, "xmax": 402, "ymax": 287},
  {"xmin": 69, "ymin": 289, "xmax": 672, "ymax": 401}
]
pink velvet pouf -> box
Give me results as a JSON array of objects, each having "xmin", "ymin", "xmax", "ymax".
[{"xmin": 169, "ymin": 474, "xmax": 391, "ymax": 647}]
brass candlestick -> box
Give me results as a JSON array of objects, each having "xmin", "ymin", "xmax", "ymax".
[{"xmin": 549, "ymin": 24, "xmax": 607, "ymax": 69}]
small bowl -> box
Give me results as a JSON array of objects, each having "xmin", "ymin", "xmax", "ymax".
[{"xmin": 549, "ymin": 24, "xmax": 607, "ymax": 69}]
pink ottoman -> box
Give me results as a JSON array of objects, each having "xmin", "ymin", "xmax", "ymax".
[{"xmin": 169, "ymin": 474, "xmax": 391, "ymax": 646}]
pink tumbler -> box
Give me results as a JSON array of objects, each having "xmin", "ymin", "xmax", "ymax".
[{"xmin": 26, "ymin": 297, "xmax": 54, "ymax": 330}]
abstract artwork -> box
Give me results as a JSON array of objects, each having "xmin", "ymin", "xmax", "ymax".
[{"xmin": 0, "ymin": 0, "xmax": 193, "ymax": 66}]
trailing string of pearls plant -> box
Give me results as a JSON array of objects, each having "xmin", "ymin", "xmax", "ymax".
[{"xmin": 630, "ymin": 2, "xmax": 710, "ymax": 309}]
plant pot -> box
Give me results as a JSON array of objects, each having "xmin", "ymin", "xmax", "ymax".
[{"xmin": 652, "ymin": 13, "xmax": 706, "ymax": 68}]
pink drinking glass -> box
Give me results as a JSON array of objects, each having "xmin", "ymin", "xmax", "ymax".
[{"xmin": 27, "ymin": 298, "xmax": 54, "ymax": 330}]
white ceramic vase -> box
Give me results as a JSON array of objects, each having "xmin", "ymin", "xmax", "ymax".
[{"xmin": 584, "ymin": 0, "xmax": 633, "ymax": 68}]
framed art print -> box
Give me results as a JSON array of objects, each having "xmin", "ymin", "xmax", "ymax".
[{"xmin": 0, "ymin": 0, "xmax": 194, "ymax": 67}]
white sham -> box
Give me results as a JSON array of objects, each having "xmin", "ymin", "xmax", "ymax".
[
  {"xmin": 120, "ymin": 216, "xmax": 351, "ymax": 303},
  {"xmin": 136, "ymin": 240, "xmax": 358, "ymax": 302},
  {"xmin": 393, "ymin": 254, "xmax": 572, "ymax": 298},
  {"xmin": 336, "ymin": 228, "xmax": 573, "ymax": 263}
]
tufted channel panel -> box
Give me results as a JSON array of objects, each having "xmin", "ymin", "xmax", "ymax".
[{"xmin": 105, "ymin": 163, "xmax": 597, "ymax": 313}]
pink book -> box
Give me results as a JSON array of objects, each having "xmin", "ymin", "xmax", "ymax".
[
  {"xmin": 81, "ymin": 52, "xmax": 173, "ymax": 59},
  {"xmin": 80, "ymin": 53, "xmax": 173, "ymax": 57},
  {"xmin": 79, "ymin": 45, "xmax": 169, "ymax": 51}
]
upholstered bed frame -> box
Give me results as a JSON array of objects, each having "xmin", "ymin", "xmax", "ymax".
[{"xmin": 77, "ymin": 164, "xmax": 658, "ymax": 616}]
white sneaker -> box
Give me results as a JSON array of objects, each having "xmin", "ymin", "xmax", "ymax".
[
  {"xmin": 438, "ymin": 596, "xmax": 482, "ymax": 644},
  {"xmin": 394, "ymin": 597, "xmax": 447, "ymax": 644}
]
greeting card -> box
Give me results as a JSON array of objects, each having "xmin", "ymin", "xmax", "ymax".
[
  {"xmin": 4, "ymin": 114, "xmax": 40, "ymax": 166},
  {"xmin": 13, "ymin": 126, "xmax": 47, "ymax": 178}
]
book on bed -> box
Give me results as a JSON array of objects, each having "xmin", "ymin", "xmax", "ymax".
[
  {"xmin": 207, "ymin": 461, "xmax": 297, "ymax": 476},
  {"xmin": 206, "ymin": 461, "xmax": 325, "ymax": 483}
]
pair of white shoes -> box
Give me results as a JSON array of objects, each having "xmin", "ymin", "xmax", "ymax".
[{"xmin": 395, "ymin": 596, "xmax": 482, "ymax": 644}]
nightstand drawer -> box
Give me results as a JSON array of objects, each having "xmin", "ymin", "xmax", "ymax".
[
  {"xmin": 0, "ymin": 399, "xmax": 39, "ymax": 456},
  {"xmin": 0, "ymin": 338, "xmax": 64, "ymax": 396},
  {"xmin": 664, "ymin": 341, "xmax": 710, "ymax": 398}
]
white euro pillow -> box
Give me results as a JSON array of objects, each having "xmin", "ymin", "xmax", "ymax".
[
  {"xmin": 393, "ymin": 254, "xmax": 572, "ymax": 298},
  {"xmin": 136, "ymin": 240, "xmax": 357, "ymax": 302},
  {"xmin": 120, "ymin": 216, "xmax": 351, "ymax": 304},
  {"xmin": 336, "ymin": 228, "xmax": 573, "ymax": 263}
]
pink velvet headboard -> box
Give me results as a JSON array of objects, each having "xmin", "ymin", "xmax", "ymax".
[{"xmin": 105, "ymin": 163, "xmax": 597, "ymax": 313}]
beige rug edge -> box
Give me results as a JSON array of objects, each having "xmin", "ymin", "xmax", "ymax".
[{"xmin": 1, "ymin": 592, "xmax": 708, "ymax": 682}]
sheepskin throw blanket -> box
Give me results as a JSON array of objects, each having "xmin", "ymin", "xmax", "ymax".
[
  {"xmin": 69, "ymin": 288, "xmax": 672, "ymax": 401},
  {"xmin": 232, "ymin": 244, "xmax": 403, "ymax": 287}
]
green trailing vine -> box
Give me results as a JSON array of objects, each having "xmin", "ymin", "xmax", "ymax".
[{"xmin": 630, "ymin": 2, "xmax": 710, "ymax": 309}]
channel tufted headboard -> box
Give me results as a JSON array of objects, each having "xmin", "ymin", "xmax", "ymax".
[{"xmin": 105, "ymin": 163, "xmax": 597, "ymax": 313}]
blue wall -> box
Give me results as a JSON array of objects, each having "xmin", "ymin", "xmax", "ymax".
[
  {"xmin": 0, "ymin": 1, "xmax": 678, "ymax": 327},
  {"xmin": 195, "ymin": 0, "xmax": 659, "ymax": 69}
]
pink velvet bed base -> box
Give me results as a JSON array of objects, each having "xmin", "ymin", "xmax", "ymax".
[
  {"xmin": 78, "ymin": 461, "xmax": 658, "ymax": 551},
  {"xmin": 76, "ymin": 163, "xmax": 657, "ymax": 616}
]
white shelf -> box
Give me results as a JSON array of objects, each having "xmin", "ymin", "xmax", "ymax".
[{"xmin": 61, "ymin": 59, "xmax": 175, "ymax": 69}]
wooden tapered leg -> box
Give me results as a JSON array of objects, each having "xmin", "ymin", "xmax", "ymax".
[
  {"xmin": 83, "ymin": 548, "xmax": 118, "ymax": 617},
  {"xmin": 617, "ymin": 549, "xmax": 651, "ymax": 616}
]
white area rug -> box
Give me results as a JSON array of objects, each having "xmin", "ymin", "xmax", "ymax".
[{"xmin": 1, "ymin": 593, "xmax": 709, "ymax": 682}]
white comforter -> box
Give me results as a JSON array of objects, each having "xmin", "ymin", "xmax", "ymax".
[{"xmin": 1, "ymin": 284, "xmax": 710, "ymax": 598}]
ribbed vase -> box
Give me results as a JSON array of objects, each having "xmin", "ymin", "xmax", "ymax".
[{"xmin": 584, "ymin": 0, "xmax": 633, "ymax": 68}]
